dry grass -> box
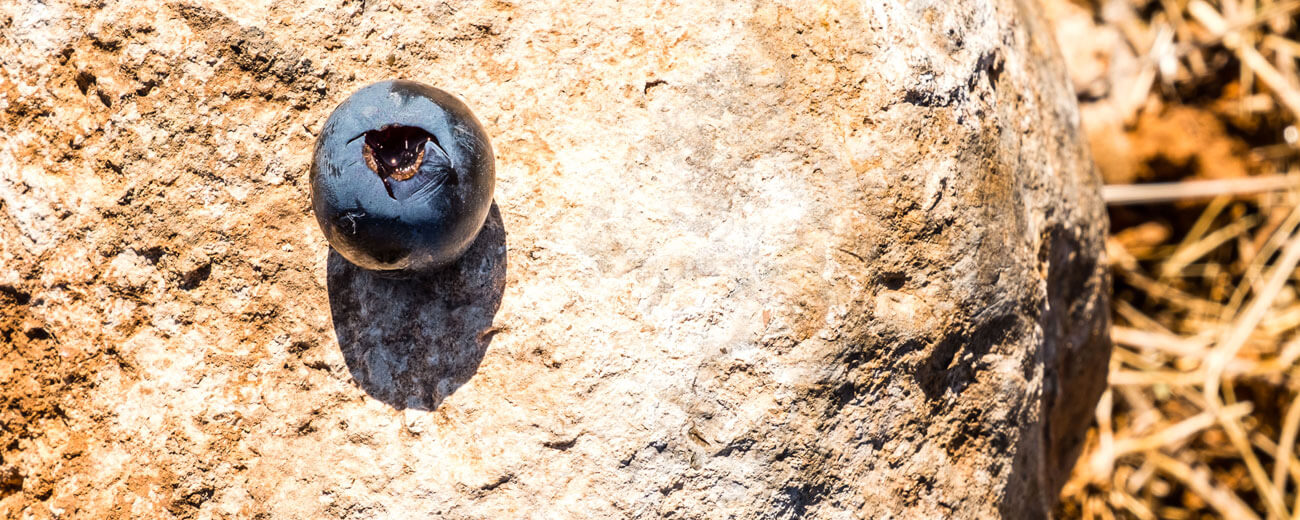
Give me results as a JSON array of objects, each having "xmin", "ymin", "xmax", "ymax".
[{"xmin": 1050, "ymin": 0, "xmax": 1300, "ymax": 518}]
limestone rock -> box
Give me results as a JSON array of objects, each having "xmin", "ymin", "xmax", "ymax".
[{"xmin": 0, "ymin": 0, "xmax": 1108, "ymax": 517}]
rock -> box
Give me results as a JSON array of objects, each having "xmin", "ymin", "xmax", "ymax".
[{"xmin": 0, "ymin": 0, "xmax": 1108, "ymax": 517}]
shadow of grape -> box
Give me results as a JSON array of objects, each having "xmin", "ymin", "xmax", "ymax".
[{"xmin": 326, "ymin": 204, "xmax": 506, "ymax": 411}]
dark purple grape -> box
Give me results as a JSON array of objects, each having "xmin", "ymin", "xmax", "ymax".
[{"xmin": 311, "ymin": 80, "xmax": 495, "ymax": 274}]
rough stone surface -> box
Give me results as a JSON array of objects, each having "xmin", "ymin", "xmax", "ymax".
[{"xmin": 0, "ymin": 0, "xmax": 1108, "ymax": 518}]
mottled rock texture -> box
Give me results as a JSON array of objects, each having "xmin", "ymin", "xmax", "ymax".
[{"xmin": 0, "ymin": 0, "xmax": 1108, "ymax": 517}]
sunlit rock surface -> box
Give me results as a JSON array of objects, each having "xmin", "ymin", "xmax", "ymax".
[{"xmin": 0, "ymin": 0, "xmax": 1107, "ymax": 517}]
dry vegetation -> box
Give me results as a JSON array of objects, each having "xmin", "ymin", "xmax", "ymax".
[{"xmin": 1047, "ymin": 0, "xmax": 1300, "ymax": 518}]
